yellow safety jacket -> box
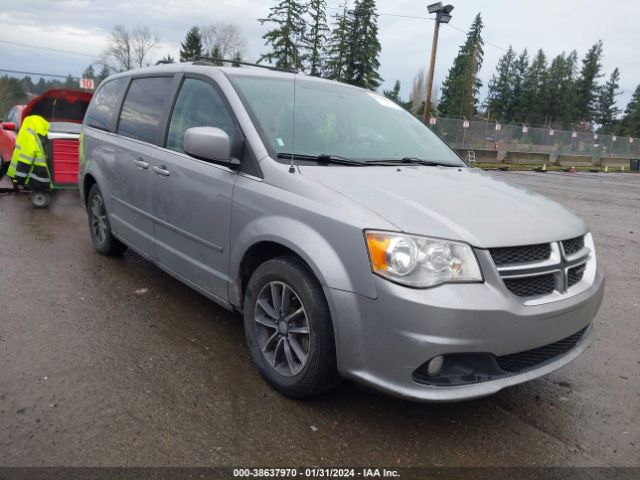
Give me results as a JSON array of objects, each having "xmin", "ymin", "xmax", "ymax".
[{"xmin": 8, "ymin": 115, "xmax": 51, "ymax": 190}]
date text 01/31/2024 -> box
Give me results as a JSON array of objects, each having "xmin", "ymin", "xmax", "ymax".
[{"xmin": 233, "ymin": 468, "xmax": 400, "ymax": 478}]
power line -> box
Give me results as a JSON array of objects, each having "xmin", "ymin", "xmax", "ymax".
[
  {"xmin": 0, "ymin": 68, "xmax": 80, "ymax": 80},
  {"xmin": 327, "ymin": 5, "xmax": 435, "ymax": 20},
  {"xmin": 0, "ymin": 39, "xmax": 100, "ymax": 58}
]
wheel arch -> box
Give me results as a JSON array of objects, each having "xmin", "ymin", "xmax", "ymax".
[
  {"xmin": 82, "ymin": 173, "xmax": 97, "ymax": 207},
  {"xmin": 229, "ymin": 216, "xmax": 370, "ymax": 309}
]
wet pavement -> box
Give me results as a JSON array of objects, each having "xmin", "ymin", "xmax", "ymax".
[{"xmin": 0, "ymin": 172, "xmax": 638, "ymax": 467}]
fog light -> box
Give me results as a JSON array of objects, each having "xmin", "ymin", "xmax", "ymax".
[{"xmin": 427, "ymin": 355, "xmax": 444, "ymax": 376}]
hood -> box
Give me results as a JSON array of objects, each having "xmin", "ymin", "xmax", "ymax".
[
  {"xmin": 23, "ymin": 89, "xmax": 93, "ymax": 124},
  {"xmin": 299, "ymin": 166, "xmax": 587, "ymax": 248}
]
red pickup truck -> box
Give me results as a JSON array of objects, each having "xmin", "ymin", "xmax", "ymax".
[{"xmin": 0, "ymin": 89, "xmax": 93, "ymax": 184}]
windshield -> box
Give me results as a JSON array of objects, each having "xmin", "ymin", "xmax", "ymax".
[{"xmin": 229, "ymin": 75, "xmax": 464, "ymax": 166}]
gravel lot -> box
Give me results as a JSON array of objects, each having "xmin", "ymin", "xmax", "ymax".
[{"xmin": 0, "ymin": 171, "xmax": 638, "ymax": 467}]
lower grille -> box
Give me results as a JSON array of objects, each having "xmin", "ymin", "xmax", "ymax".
[
  {"xmin": 568, "ymin": 264, "xmax": 586, "ymax": 287},
  {"xmin": 503, "ymin": 273, "xmax": 556, "ymax": 297},
  {"xmin": 496, "ymin": 328, "xmax": 587, "ymax": 373}
]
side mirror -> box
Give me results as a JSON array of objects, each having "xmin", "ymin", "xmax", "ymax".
[
  {"xmin": 1, "ymin": 122, "xmax": 16, "ymax": 131},
  {"xmin": 183, "ymin": 127, "xmax": 238, "ymax": 166}
]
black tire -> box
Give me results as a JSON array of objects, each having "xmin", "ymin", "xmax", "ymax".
[
  {"xmin": 87, "ymin": 184, "xmax": 127, "ymax": 256},
  {"xmin": 29, "ymin": 191, "xmax": 51, "ymax": 208},
  {"xmin": 243, "ymin": 256, "xmax": 341, "ymax": 398}
]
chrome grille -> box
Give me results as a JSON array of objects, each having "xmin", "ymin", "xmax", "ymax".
[
  {"xmin": 503, "ymin": 274, "xmax": 556, "ymax": 297},
  {"xmin": 489, "ymin": 235, "xmax": 593, "ymax": 302},
  {"xmin": 489, "ymin": 243, "xmax": 551, "ymax": 266},
  {"xmin": 568, "ymin": 264, "xmax": 586, "ymax": 287},
  {"xmin": 562, "ymin": 236, "xmax": 585, "ymax": 256}
]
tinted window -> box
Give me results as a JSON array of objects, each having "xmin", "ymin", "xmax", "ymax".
[
  {"xmin": 85, "ymin": 78, "xmax": 126, "ymax": 131},
  {"xmin": 167, "ymin": 78, "xmax": 237, "ymax": 153},
  {"xmin": 118, "ymin": 77, "xmax": 173, "ymax": 144}
]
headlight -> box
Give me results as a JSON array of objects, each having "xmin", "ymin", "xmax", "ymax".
[{"xmin": 365, "ymin": 231, "xmax": 483, "ymax": 287}]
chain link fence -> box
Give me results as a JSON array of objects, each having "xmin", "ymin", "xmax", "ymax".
[{"xmin": 431, "ymin": 117, "xmax": 640, "ymax": 160}]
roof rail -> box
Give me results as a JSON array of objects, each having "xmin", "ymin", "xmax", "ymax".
[{"xmin": 191, "ymin": 56, "xmax": 297, "ymax": 74}]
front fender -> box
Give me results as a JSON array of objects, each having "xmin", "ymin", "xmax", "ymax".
[
  {"xmin": 229, "ymin": 215, "xmax": 378, "ymax": 307},
  {"xmin": 80, "ymin": 132, "xmax": 113, "ymax": 214}
]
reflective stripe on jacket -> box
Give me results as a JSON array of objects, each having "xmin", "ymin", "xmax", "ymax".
[{"xmin": 8, "ymin": 115, "xmax": 51, "ymax": 190}]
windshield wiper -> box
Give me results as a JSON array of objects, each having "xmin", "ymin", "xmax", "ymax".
[
  {"xmin": 277, "ymin": 152, "xmax": 365, "ymax": 166},
  {"xmin": 368, "ymin": 157, "xmax": 459, "ymax": 167}
]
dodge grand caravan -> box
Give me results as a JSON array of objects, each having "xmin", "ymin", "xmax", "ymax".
[{"xmin": 79, "ymin": 62, "xmax": 604, "ymax": 401}]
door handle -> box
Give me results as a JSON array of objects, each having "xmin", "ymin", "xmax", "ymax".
[
  {"xmin": 134, "ymin": 158, "xmax": 149, "ymax": 169},
  {"xmin": 152, "ymin": 165, "xmax": 170, "ymax": 177}
]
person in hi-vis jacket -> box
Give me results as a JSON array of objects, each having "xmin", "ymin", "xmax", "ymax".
[{"xmin": 7, "ymin": 115, "xmax": 51, "ymax": 191}]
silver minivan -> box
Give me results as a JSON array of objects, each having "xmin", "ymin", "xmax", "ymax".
[{"xmin": 79, "ymin": 62, "xmax": 604, "ymax": 401}]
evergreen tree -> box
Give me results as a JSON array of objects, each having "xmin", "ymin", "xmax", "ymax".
[
  {"xmin": 20, "ymin": 76, "xmax": 34, "ymax": 95},
  {"xmin": 64, "ymin": 74, "xmax": 76, "ymax": 89},
  {"xmin": 324, "ymin": 3, "xmax": 351, "ymax": 82},
  {"xmin": 486, "ymin": 46, "xmax": 516, "ymax": 122},
  {"xmin": 36, "ymin": 78, "xmax": 47, "ymax": 94},
  {"xmin": 574, "ymin": 40, "xmax": 604, "ymax": 123},
  {"xmin": 231, "ymin": 52, "xmax": 243, "ymax": 67},
  {"xmin": 596, "ymin": 67, "xmax": 621, "ymax": 133},
  {"xmin": 180, "ymin": 26, "xmax": 204, "ymax": 62},
  {"xmin": 545, "ymin": 52, "xmax": 578, "ymax": 129},
  {"xmin": 344, "ymin": 0, "xmax": 382, "ymax": 90},
  {"xmin": 96, "ymin": 65, "xmax": 111, "ymax": 86},
  {"xmin": 303, "ymin": 0, "xmax": 329, "ymax": 77},
  {"xmin": 520, "ymin": 49, "xmax": 548, "ymax": 126},
  {"xmin": 211, "ymin": 45, "xmax": 224, "ymax": 65},
  {"xmin": 156, "ymin": 54, "xmax": 175, "ymax": 64},
  {"xmin": 258, "ymin": 0, "xmax": 306, "ymax": 71},
  {"xmin": 616, "ymin": 85, "xmax": 640, "ymax": 137},
  {"xmin": 0, "ymin": 77, "xmax": 27, "ymax": 117},
  {"xmin": 438, "ymin": 13, "xmax": 484, "ymax": 118},
  {"xmin": 383, "ymin": 80, "xmax": 411, "ymax": 110},
  {"xmin": 82, "ymin": 65, "xmax": 96, "ymax": 79},
  {"xmin": 507, "ymin": 49, "xmax": 529, "ymax": 123}
]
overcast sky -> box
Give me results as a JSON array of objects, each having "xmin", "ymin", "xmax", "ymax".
[{"xmin": 1, "ymin": 0, "xmax": 638, "ymax": 110}]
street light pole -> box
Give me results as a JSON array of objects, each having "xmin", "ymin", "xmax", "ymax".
[
  {"xmin": 422, "ymin": 3, "xmax": 454, "ymax": 125},
  {"xmin": 423, "ymin": 20, "xmax": 440, "ymax": 125}
]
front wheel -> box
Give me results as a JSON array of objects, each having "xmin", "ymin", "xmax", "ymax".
[
  {"xmin": 87, "ymin": 184, "xmax": 127, "ymax": 256},
  {"xmin": 243, "ymin": 256, "xmax": 341, "ymax": 399},
  {"xmin": 29, "ymin": 191, "xmax": 51, "ymax": 208}
]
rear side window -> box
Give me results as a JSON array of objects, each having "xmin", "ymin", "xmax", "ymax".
[
  {"xmin": 117, "ymin": 77, "xmax": 173, "ymax": 144},
  {"xmin": 85, "ymin": 78, "xmax": 126, "ymax": 131},
  {"xmin": 166, "ymin": 78, "xmax": 237, "ymax": 153}
]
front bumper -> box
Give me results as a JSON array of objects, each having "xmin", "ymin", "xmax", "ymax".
[{"xmin": 326, "ymin": 259, "xmax": 604, "ymax": 402}]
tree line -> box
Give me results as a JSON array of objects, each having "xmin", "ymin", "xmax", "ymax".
[
  {"xmin": 5, "ymin": 5, "xmax": 640, "ymax": 138},
  {"xmin": 424, "ymin": 13, "xmax": 640, "ymax": 137},
  {"xmin": 258, "ymin": 0, "xmax": 382, "ymax": 89},
  {"xmin": 484, "ymin": 41, "xmax": 622, "ymax": 134}
]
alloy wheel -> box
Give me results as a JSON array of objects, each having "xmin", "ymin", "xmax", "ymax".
[
  {"xmin": 90, "ymin": 194, "xmax": 108, "ymax": 246},
  {"xmin": 254, "ymin": 281, "xmax": 311, "ymax": 376}
]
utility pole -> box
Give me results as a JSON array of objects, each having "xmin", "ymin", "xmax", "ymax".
[{"xmin": 422, "ymin": 3, "xmax": 454, "ymax": 124}]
